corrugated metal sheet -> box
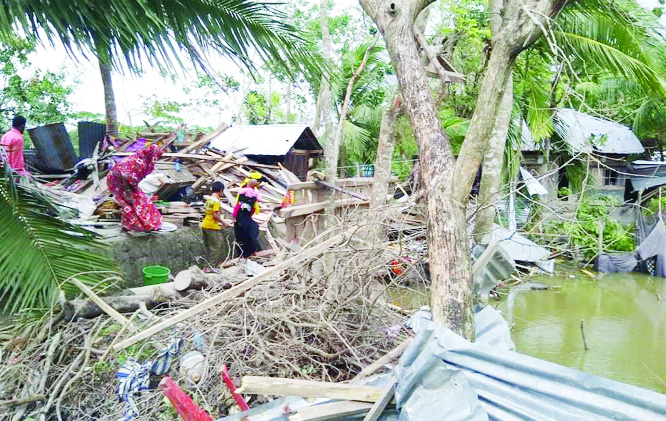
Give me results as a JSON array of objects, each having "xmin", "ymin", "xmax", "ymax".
[
  {"xmin": 28, "ymin": 123, "xmax": 77, "ymax": 172},
  {"xmin": 489, "ymin": 225, "xmax": 551, "ymax": 263},
  {"xmin": 555, "ymin": 109, "xmax": 644, "ymax": 154},
  {"xmin": 522, "ymin": 110, "xmax": 645, "ymax": 155},
  {"xmin": 208, "ymin": 125, "xmax": 322, "ymax": 157},
  {"xmin": 401, "ymin": 308, "xmax": 666, "ymax": 421},
  {"xmin": 520, "ymin": 167, "xmax": 548, "ymax": 196},
  {"xmin": 78, "ymin": 121, "xmax": 106, "ymax": 159}
]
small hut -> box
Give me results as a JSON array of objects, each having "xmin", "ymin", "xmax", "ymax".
[{"xmin": 208, "ymin": 125, "xmax": 323, "ymax": 181}]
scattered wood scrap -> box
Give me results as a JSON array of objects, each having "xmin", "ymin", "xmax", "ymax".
[{"xmin": 236, "ymin": 376, "xmax": 384, "ymax": 403}]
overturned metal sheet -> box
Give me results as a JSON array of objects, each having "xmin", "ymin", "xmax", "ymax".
[
  {"xmin": 28, "ymin": 123, "xmax": 77, "ymax": 172},
  {"xmin": 402, "ymin": 309, "xmax": 666, "ymax": 421}
]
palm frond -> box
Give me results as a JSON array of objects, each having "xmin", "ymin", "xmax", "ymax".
[
  {"xmin": 0, "ymin": 169, "xmax": 119, "ymax": 313},
  {"xmin": 341, "ymin": 119, "xmax": 372, "ymax": 161},
  {"xmin": 555, "ymin": 8, "xmax": 666, "ymax": 96},
  {"xmin": 0, "ymin": 0, "xmax": 321, "ymax": 81}
]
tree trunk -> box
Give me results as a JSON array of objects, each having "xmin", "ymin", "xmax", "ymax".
[
  {"xmin": 320, "ymin": 0, "xmax": 334, "ymax": 168},
  {"xmin": 329, "ymin": 37, "xmax": 378, "ymax": 183},
  {"xmin": 62, "ymin": 295, "xmax": 158, "ymax": 320},
  {"xmin": 474, "ymin": 0, "xmax": 514, "ymax": 243},
  {"xmin": 452, "ymin": 0, "xmax": 568, "ymax": 205},
  {"xmin": 367, "ymin": 95, "xmax": 402, "ymax": 241},
  {"xmin": 360, "ymin": 0, "xmax": 569, "ymax": 339},
  {"xmin": 359, "ymin": 0, "xmax": 474, "ymax": 338},
  {"xmin": 474, "ymin": 77, "xmax": 513, "ymax": 242},
  {"xmin": 369, "ymin": 95, "xmax": 401, "ymax": 213},
  {"xmin": 98, "ymin": 58, "xmax": 118, "ymax": 136}
]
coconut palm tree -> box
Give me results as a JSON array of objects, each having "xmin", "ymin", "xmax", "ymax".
[{"xmin": 0, "ymin": 0, "xmax": 319, "ymax": 134}]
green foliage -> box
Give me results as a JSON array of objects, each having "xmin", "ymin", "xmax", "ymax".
[
  {"xmin": 544, "ymin": 196, "xmax": 635, "ymax": 260},
  {"xmin": 646, "ymin": 196, "xmax": 666, "ymax": 214},
  {"xmin": 0, "ymin": 40, "xmax": 73, "ymax": 129},
  {"xmin": 142, "ymin": 95, "xmax": 186, "ymax": 125},
  {"xmin": 241, "ymin": 89, "xmax": 285, "ymax": 125},
  {"xmin": 439, "ymin": 108, "xmax": 470, "ymax": 154},
  {"xmin": 2, "ymin": 0, "xmax": 322, "ymax": 84},
  {"xmin": 0, "ymin": 168, "xmax": 119, "ymax": 313}
]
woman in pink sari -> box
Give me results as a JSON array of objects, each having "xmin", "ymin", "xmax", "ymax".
[{"xmin": 107, "ymin": 144, "xmax": 164, "ymax": 232}]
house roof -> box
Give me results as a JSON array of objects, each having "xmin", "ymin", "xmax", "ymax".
[
  {"xmin": 522, "ymin": 109, "xmax": 645, "ymax": 155},
  {"xmin": 208, "ymin": 124, "xmax": 322, "ymax": 157}
]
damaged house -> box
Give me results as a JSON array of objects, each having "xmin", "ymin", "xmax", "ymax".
[{"xmin": 521, "ymin": 108, "xmax": 646, "ymax": 201}]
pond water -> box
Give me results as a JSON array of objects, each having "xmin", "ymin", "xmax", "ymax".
[{"xmin": 389, "ymin": 270, "xmax": 666, "ymax": 394}]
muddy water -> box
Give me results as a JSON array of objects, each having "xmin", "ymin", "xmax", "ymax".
[{"xmin": 389, "ymin": 271, "xmax": 666, "ymax": 393}]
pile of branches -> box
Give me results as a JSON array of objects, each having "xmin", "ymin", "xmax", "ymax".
[{"xmin": 0, "ymin": 222, "xmax": 411, "ymax": 420}]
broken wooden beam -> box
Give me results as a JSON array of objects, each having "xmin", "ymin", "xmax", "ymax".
[
  {"xmin": 315, "ymin": 180, "xmax": 369, "ymax": 201},
  {"xmin": 113, "ymin": 229, "xmax": 351, "ymax": 351},
  {"xmin": 236, "ymin": 377, "xmax": 384, "ymax": 403},
  {"xmin": 280, "ymin": 199, "xmax": 369, "ymax": 218},
  {"xmin": 181, "ymin": 124, "xmax": 228, "ymax": 153},
  {"xmin": 352, "ymin": 337, "xmax": 413, "ymax": 381},
  {"xmin": 362, "ymin": 377, "xmax": 397, "ymax": 421},
  {"xmin": 471, "ymin": 240, "xmax": 499, "ymax": 280}
]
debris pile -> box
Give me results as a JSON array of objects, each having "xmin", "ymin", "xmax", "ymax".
[{"xmin": 0, "ymin": 221, "xmax": 412, "ymax": 420}]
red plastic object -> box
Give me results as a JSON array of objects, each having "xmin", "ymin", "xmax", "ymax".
[
  {"xmin": 159, "ymin": 375, "xmax": 213, "ymax": 421},
  {"xmin": 220, "ymin": 364, "xmax": 250, "ymax": 411}
]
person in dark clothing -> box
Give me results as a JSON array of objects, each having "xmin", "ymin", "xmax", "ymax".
[{"xmin": 232, "ymin": 177, "xmax": 262, "ymax": 262}]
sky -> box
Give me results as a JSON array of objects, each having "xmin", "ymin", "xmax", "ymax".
[
  {"xmin": 25, "ymin": 0, "xmax": 665, "ymax": 130},
  {"xmin": 27, "ymin": 0, "xmax": 361, "ymax": 130}
]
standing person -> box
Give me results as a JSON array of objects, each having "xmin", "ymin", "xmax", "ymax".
[
  {"xmin": 232, "ymin": 177, "xmax": 262, "ymax": 263},
  {"xmin": 107, "ymin": 143, "xmax": 164, "ymax": 232},
  {"xmin": 0, "ymin": 115, "xmax": 28, "ymax": 175},
  {"xmin": 200, "ymin": 181, "xmax": 230, "ymax": 272}
]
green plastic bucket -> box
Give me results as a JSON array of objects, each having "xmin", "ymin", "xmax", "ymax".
[{"xmin": 143, "ymin": 265, "xmax": 171, "ymax": 286}]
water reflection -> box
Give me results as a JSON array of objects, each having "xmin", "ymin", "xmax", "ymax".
[{"xmin": 389, "ymin": 271, "xmax": 666, "ymax": 393}]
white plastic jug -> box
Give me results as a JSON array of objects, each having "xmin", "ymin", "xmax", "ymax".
[{"xmin": 180, "ymin": 351, "xmax": 206, "ymax": 384}]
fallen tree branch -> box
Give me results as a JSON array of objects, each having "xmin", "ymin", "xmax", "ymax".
[
  {"xmin": 62, "ymin": 295, "xmax": 158, "ymax": 321},
  {"xmin": 113, "ymin": 228, "xmax": 352, "ymax": 351},
  {"xmin": 0, "ymin": 395, "xmax": 45, "ymax": 407}
]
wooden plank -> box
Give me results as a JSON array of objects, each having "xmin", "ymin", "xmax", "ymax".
[
  {"xmin": 181, "ymin": 124, "xmax": 228, "ymax": 153},
  {"xmin": 236, "ymin": 376, "xmax": 383, "ymax": 403},
  {"xmin": 280, "ymin": 199, "xmax": 368, "ymax": 218},
  {"xmin": 113, "ymin": 230, "xmax": 349, "ymax": 351},
  {"xmin": 192, "ymin": 156, "xmax": 246, "ymax": 191},
  {"xmin": 278, "ymin": 162, "xmax": 301, "ymax": 184},
  {"xmin": 290, "ymin": 401, "xmax": 373, "ymax": 421},
  {"xmin": 315, "ymin": 180, "xmax": 369, "ymax": 201},
  {"xmin": 362, "ymin": 377, "xmax": 397, "ymax": 421},
  {"xmin": 471, "ymin": 240, "xmax": 499, "ymax": 280},
  {"xmin": 70, "ymin": 278, "xmax": 136, "ymax": 331},
  {"xmin": 352, "ymin": 337, "xmax": 413, "ymax": 381}
]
